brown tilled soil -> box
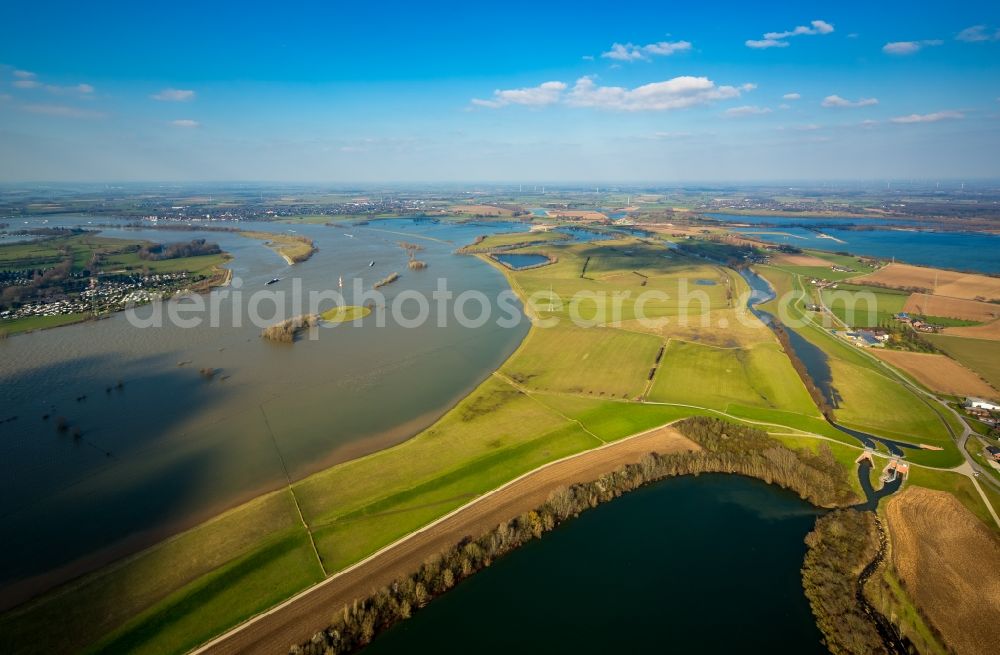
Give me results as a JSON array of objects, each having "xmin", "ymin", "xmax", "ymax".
[
  {"xmin": 773, "ymin": 253, "xmax": 838, "ymax": 267},
  {"xmin": 885, "ymin": 486, "xmax": 1000, "ymax": 655},
  {"xmin": 857, "ymin": 263, "xmax": 1000, "ymax": 302},
  {"xmin": 550, "ymin": 210, "xmax": 609, "ymax": 221},
  {"xmin": 903, "ymin": 293, "xmax": 1000, "ymax": 322},
  {"xmin": 199, "ymin": 426, "xmax": 698, "ymax": 655},
  {"xmin": 943, "ymin": 319, "xmax": 1000, "ymax": 341},
  {"xmin": 872, "ymin": 350, "xmax": 998, "ymax": 398}
]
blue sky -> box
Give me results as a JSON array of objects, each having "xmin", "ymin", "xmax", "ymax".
[{"xmin": 1, "ymin": 0, "xmax": 999, "ymax": 182}]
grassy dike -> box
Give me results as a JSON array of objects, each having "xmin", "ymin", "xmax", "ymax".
[
  {"xmin": 293, "ymin": 417, "xmax": 860, "ymax": 655},
  {"xmin": 0, "ymin": 234, "xmax": 975, "ymax": 654}
]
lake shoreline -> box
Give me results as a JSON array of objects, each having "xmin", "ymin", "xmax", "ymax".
[{"xmin": 200, "ymin": 418, "xmax": 857, "ymax": 655}]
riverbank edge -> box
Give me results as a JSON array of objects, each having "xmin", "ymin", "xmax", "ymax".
[
  {"xmin": 0, "ymin": 256, "xmax": 234, "ymax": 338},
  {"xmin": 282, "ymin": 416, "xmax": 862, "ymax": 655},
  {"xmin": 0, "ymin": 235, "xmax": 539, "ymax": 648}
]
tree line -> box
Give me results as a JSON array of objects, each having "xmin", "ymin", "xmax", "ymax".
[
  {"xmin": 290, "ymin": 417, "xmax": 858, "ymax": 655},
  {"xmin": 801, "ymin": 509, "xmax": 895, "ymax": 655},
  {"xmin": 137, "ymin": 238, "xmax": 221, "ymax": 261}
]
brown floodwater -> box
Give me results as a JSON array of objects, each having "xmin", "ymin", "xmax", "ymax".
[{"xmin": 0, "ymin": 217, "xmax": 529, "ymax": 607}]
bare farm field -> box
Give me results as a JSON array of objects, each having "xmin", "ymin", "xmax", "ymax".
[
  {"xmin": 942, "ymin": 319, "xmax": 1000, "ymax": 341},
  {"xmin": 886, "ymin": 487, "xmax": 1000, "ymax": 655},
  {"xmin": 857, "ymin": 263, "xmax": 1000, "ymax": 302},
  {"xmin": 771, "ymin": 252, "xmax": 838, "ymax": 267},
  {"xmin": 871, "ymin": 350, "xmax": 998, "ymax": 399},
  {"xmin": 903, "ymin": 293, "xmax": 1000, "ymax": 322},
  {"xmin": 449, "ymin": 204, "xmax": 516, "ymax": 216}
]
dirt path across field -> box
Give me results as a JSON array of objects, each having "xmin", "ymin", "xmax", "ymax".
[{"xmin": 194, "ymin": 425, "xmax": 698, "ymax": 655}]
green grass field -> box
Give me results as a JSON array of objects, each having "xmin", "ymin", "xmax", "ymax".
[
  {"xmin": 320, "ymin": 305, "xmax": 371, "ymax": 323},
  {"xmin": 648, "ymin": 340, "xmax": 818, "ymax": 415},
  {"xmin": 924, "ymin": 334, "xmax": 1000, "ymax": 389},
  {"xmin": 768, "ymin": 249, "xmax": 877, "ymax": 283},
  {"xmin": 464, "ymin": 230, "xmax": 568, "ymax": 250},
  {"xmin": 821, "ymin": 285, "xmax": 908, "ymax": 327},
  {"xmin": 0, "ymin": 312, "xmax": 91, "ymax": 335},
  {"xmin": 502, "ymin": 324, "xmax": 661, "ymax": 399}
]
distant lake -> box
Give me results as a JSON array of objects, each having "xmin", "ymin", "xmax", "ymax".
[
  {"xmin": 731, "ymin": 226, "xmax": 1000, "ymax": 274},
  {"xmin": 706, "ymin": 213, "xmax": 919, "ymax": 227},
  {"xmin": 555, "ymin": 227, "xmax": 617, "ymax": 242},
  {"xmin": 492, "ymin": 253, "xmax": 550, "ymax": 270},
  {"xmin": 366, "ymin": 475, "xmax": 826, "ymax": 655}
]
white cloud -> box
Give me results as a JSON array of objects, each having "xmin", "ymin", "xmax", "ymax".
[
  {"xmin": 783, "ymin": 92, "xmax": 801, "ymax": 100},
  {"xmin": 747, "ymin": 19, "xmax": 834, "ymax": 48},
  {"xmin": 566, "ymin": 75, "xmax": 745, "ymax": 111},
  {"xmin": 821, "ymin": 94, "xmax": 879, "ymax": 108},
  {"xmin": 21, "ymin": 103, "xmax": 104, "ymax": 118},
  {"xmin": 956, "ymin": 25, "xmax": 1000, "ymax": 42},
  {"xmin": 170, "ymin": 119, "xmax": 200, "ymax": 128},
  {"xmin": 882, "ymin": 40, "xmax": 943, "ymax": 55},
  {"xmin": 9, "ymin": 70, "xmax": 94, "ymax": 95},
  {"xmin": 601, "ymin": 40, "xmax": 692, "ymax": 62},
  {"xmin": 890, "ymin": 110, "xmax": 964, "ymax": 124},
  {"xmin": 471, "ymin": 81, "xmax": 567, "ymax": 108},
  {"xmin": 472, "ymin": 75, "xmax": 750, "ymax": 112},
  {"xmin": 725, "ymin": 105, "xmax": 772, "ymax": 117},
  {"xmin": 746, "ymin": 39, "xmax": 788, "ymax": 49},
  {"xmin": 152, "ymin": 88, "xmax": 196, "ymax": 102}
]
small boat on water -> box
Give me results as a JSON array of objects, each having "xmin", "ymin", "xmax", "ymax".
[
  {"xmin": 344, "ymin": 233, "xmax": 354, "ymax": 238},
  {"xmin": 369, "ymin": 260, "xmax": 375, "ymax": 267},
  {"xmin": 338, "ymin": 276, "xmax": 343, "ymax": 289},
  {"xmin": 265, "ymin": 277, "xmax": 280, "ymax": 286}
]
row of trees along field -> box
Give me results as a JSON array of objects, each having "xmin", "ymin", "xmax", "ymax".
[{"xmin": 291, "ymin": 417, "xmax": 858, "ymax": 654}]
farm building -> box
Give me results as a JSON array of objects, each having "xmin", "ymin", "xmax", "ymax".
[
  {"xmin": 985, "ymin": 446, "xmax": 1000, "ymax": 462},
  {"xmin": 844, "ymin": 331, "xmax": 884, "ymax": 348},
  {"xmin": 965, "ymin": 397, "xmax": 1000, "ymax": 412}
]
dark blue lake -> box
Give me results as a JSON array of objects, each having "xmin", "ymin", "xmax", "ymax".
[
  {"xmin": 365, "ymin": 475, "xmax": 826, "ymax": 655},
  {"xmin": 732, "ymin": 227, "xmax": 1000, "ymax": 274},
  {"xmin": 492, "ymin": 253, "xmax": 550, "ymax": 270},
  {"xmin": 706, "ymin": 213, "xmax": 919, "ymax": 227}
]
